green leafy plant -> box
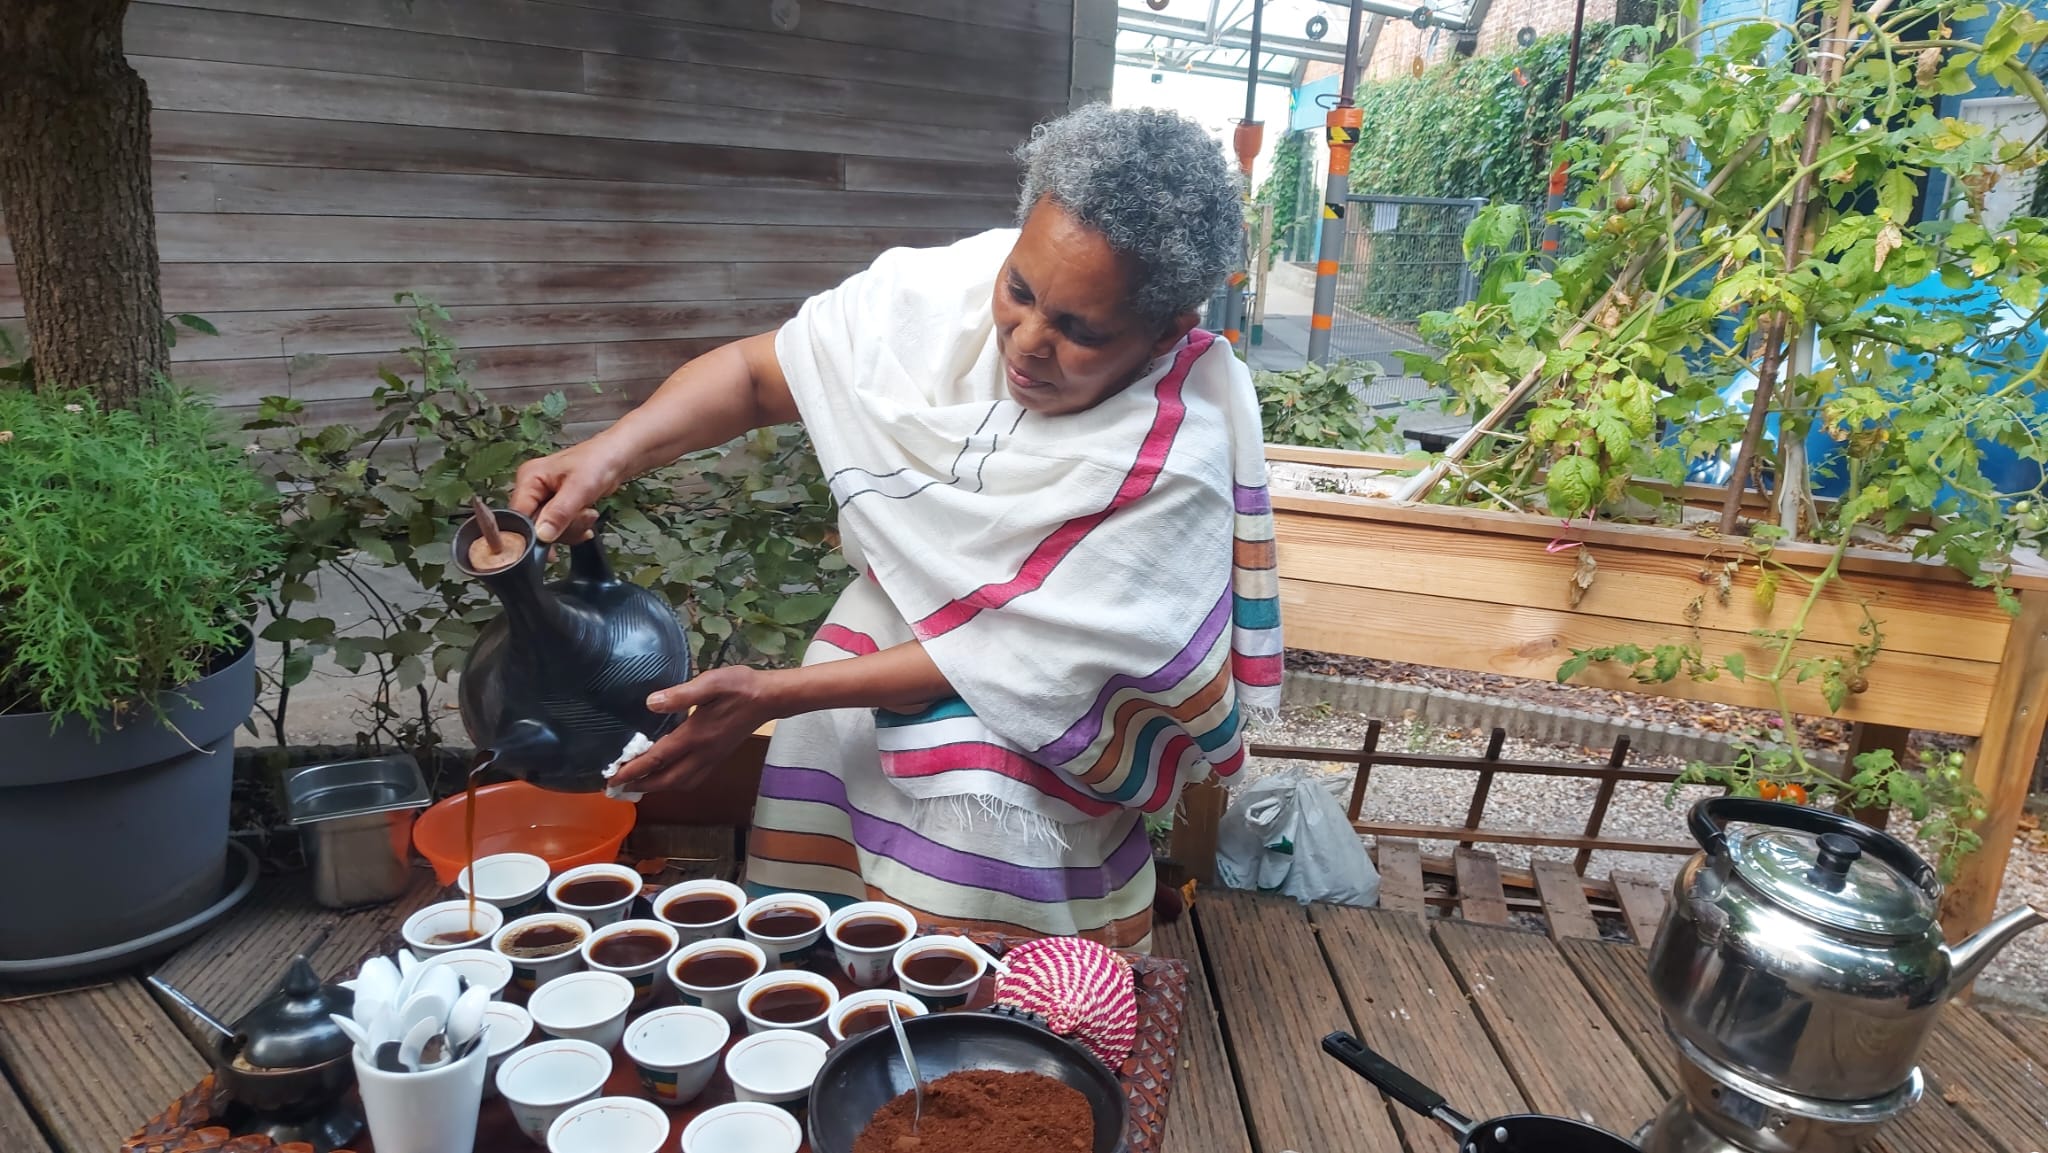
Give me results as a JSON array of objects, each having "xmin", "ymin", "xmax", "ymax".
[
  {"xmin": 0, "ymin": 384, "xmax": 281, "ymax": 725},
  {"xmin": 245, "ymin": 294, "xmax": 845, "ymax": 753},
  {"xmin": 1255, "ymin": 128, "xmax": 1310, "ymax": 260},
  {"xmin": 1255, "ymin": 360, "xmax": 1401, "ymax": 451}
]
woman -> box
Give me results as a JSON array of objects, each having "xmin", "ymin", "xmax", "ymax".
[{"xmin": 512, "ymin": 105, "xmax": 1280, "ymax": 950}]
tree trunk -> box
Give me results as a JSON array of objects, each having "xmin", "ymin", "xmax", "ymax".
[{"xmin": 0, "ymin": 0, "xmax": 166, "ymax": 406}]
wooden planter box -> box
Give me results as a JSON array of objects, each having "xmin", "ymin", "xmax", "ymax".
[{"xmin": 1179, "ymin": 446, "xmax": 2048, "ymax": 940}]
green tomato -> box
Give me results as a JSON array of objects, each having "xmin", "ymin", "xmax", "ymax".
[{"xmin": 2024, "ymin": 511, "xmax": 2045, "ymax": 534}]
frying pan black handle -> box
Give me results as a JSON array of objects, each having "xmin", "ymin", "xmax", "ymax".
[{"xmin": 1321, "ymin": 1032, "xmax": 1472, "ymax": 1135}]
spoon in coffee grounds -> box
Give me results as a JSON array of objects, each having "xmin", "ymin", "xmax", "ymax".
[{"xmin": 885, "ymin": 994, "xmax": 925, "ymax": 1133}]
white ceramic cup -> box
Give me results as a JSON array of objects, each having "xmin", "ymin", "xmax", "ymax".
[
  {"xmin": 495, "ymin": 1038, "xmax": 613, "ymax": 1147},
  {"xmin": 528, "ymin": 970, "xmax": 635, "ymax": 1051},
  {"xmin": 652, "ymin": 879, "xmax": 747, "ymax": 944},
  {"xmin": 824, "ymin": 901, "xmax": 918, "ymax": 988},
  {"xmin": 681, "ymin": 1101, "xmax": 803, "ymax": 1153},
  {"xmin": 580, "ymin": 918, "xmax": 678, "ymax": 1011},
  {"xmin": 354, "ymin": 1023, "xmax": 491, "ymax": 1153},
  {"xmin": 460, "ymin": 852, "xmax": 553, "ymax": 919},
  {"xmin": 738, "ymin": 892, "xmax": 830, "ymax": 969},
  {"xmin": 828, "ymin": 989, "xmax": 927, "ymax": 1044},
  {"xmin": 737, "ymin": 969, "xmax": 838, "ymax": 1038},
  {"xmin": 479, "ymin": 1001, "xmax": 534, "ymax": 1100},
  {"xmin": 724, "ymin": 1028, "xmax": 829, "ymax": 1118},
  {"xmin": 402, "ymin": 899, "xmax": 506, "ymax": 957},
  {"xmin": 624, "ymin": 1005, "xmax": 730, "ymax": 1105},
  {"xmin": 419, "ymin": 947, "xmax": 515, "ymax": 1002},
  {"xmin": 548, "ymin": 863, "xmax": 643, "ymax": 929},
  {"xmin": 892, "ymin": 934, "xmax": 987, "ymax": 1010},
  {"xmin": 546, "ymin": 1095, "xmax": 670, "ymax": 1153},
  {"xmin": 667, "ymin": 938, "xmax": 768, "ymax": 1024},
  {"xmin": 492, "ymin": 912, "xmax": 593, "ymax": 994}
]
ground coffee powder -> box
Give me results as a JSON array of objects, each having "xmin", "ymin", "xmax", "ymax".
[{"xmin": 852, "ymin": 1068, "xmax": 1094, "ymax": 1153}]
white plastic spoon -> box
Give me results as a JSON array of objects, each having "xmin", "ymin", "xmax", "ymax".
[
  {"xmin": 398, "ymin": 1015, "xmax": 439, "ymax": 1072},
  {"xmin": 446, "ymin": 984, "xmax": 490, "ymax": 1050}
]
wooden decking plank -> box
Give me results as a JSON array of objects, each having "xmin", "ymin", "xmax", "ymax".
[
  {"xmin": 1151, "ymin": 913, "xmax": 1253, "ymax": 1153},
  {"xmin": 1987, "ymin": 1008, "xmax": 2048, "ymax": 1066},
  {"xmin": 1453, "ymin": 849, "xmax": 1510, "ymax": 925},
  {"xmin": 1921, "ymin": 1002, "xmax": 2048, "ymax": 1152},
  {"xmin": 1609, "ymin": 870, "xmax": 1669, "ymax": 945},
  {"xmin": 1373, "ymin": 837, "xmax": 1425, "ymax": 916},
  {"xmin": 0, "ymin": 980, "xmax": 208, "ymax": 1153},
  {"xmin": 1433, "ymin": 921, "xmax": 1665, "ymax": 1137},
  {"xmin": 1558, "ymin": 939, "xmax": 1992, "ymax": 1153},
  {"xmin": 1531, "ymin": 859, "xmax": 1600, "ymax": 940},
  {"xmin": 0, "ymin": 1068, "xmax": 55, "ymax": 1153},
  {"xmin": 150, "ymin": 867, "xmax": 441, "ymax": 1049},
  {"xmin": 1198, "ymin": 890, "xmax": 1405, "ymax": 1153},
  {"xmin": 1312, "ymin": 903, "xmax": 1523, "ymax": 1153}
]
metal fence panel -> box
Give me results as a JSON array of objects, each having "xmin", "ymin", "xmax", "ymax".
[{"xmin": 1328, "ymin": 193, "xmax": 1485, "ymax": 413}]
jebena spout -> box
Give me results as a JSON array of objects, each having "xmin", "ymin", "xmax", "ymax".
[{"xmin": 1946, "ymin": 904, "xmax": 2048, "ymax": 992}]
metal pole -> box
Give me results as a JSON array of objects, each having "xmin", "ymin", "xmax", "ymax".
[
  {"xmin": 1223, "ymin": 0, "xmax": 1266, "ymax": 355},
  {"xmin": 1306, "ymin": 0, "xmax": 1366, "ymax": 364},
  {"xmin": 1252, "ymin": 200, "xmax": 1274, "ymax": 346}
]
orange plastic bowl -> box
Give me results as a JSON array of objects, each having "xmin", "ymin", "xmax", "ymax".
[{"xmin": 413, "ymin": 780, "xmax": 637, "ymax": 885}]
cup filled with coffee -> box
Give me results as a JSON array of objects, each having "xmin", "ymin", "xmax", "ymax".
[
  {"xmin": 823, "ymin": 901, "xmax": 917, "ymax": 988},
  {"xmin": 623, "ymin": 1005, "xmax": 730, "ymax": 1104},
  {"xmin": 723, "ymin": 1029, "xmax": 830, "ymax": 1120},
  {"xmin": 652, "ymin": 879, "xmax": 746, "ymax": 944},
  {"xmin": 459, "ymin": 852, "xmax": 552, "ymax": 919},
  {"xmin": 737, "ymin": 969, "xmax": 839, "ymax": 1038},
  {"xmin": 738, "ymin": 893, "xmax": 830, "ymax": 969},
  {"xmin": 547, "ymin": 863, "xmax": 642, "ymax": 929},
  {"xmin": 402, "ymin": 898, "xmax": 506, "ymax": 957},
  {"xmin": 892, "ymin": 934, "xmax": 987, "ymax": 1009},
  {"xmin": 580, "ymin": 919, "xmax": 679, "ymax": 1010},
  {"xmin": 492, "ymin": 912, "xmax": 593, "ymax": 993},
  {"xmin": 666, "ymin": 938, "xmax": 769, "ymax": 1023},
  {"xmin": 828, "ymin": 989, "xmax": 926, "ymax": 1044}
]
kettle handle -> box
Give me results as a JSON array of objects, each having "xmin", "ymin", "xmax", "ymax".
[{"xmin": 1689, "ymin": 798, "xmax": 1939, "ymax": 895}]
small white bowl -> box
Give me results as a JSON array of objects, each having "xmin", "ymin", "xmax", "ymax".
[
  {"xmin": 478, "ymin": 1000, "xmax": 533, "ymax": 1100},
  {"xmin": 828, "ymin": 989, "xmax": 927, "ymax": 1044},
  {"xmin": 580, "ymin": 919, "xmax": 679, "ymax": 1011},
  {"xmin": 548, "ymin": 863, "xmax": 643, "ymax": 929},
  {"xmin": 738, "ymin": 969, "xmax": 838, "ymax": 1038},
  {"xmin": 624, "ymin": 1005, "xmax": 730, "ymax": 1105},
  {"xmin": 824, "ymin": 901, "xmax": 918, "ymax": 988},
  {"xmin": 681, "ymin": 1101, "xmax": 802, "ymax": 1153},
  {"xmin": 460, "ymin": 852, "xmax": 552, "ymax": 918},
  {"xmin": 492, "ymin": 912, "xmax": 593, "ymax": 993},
  {"xmin": 401, "ymin": 899, "xmax": 505, "ymax": 956},
  {"xmin": 418, "ymin": 947, "xmax": 515, "ymax": 1001},
  {"xmin": 529, "ymin": 970, "xmax": 635, "ymax": 1051},
  {"xmin": 652, "ymin": 878, "xmax": 747, "ymax": 943},
  {"xmin": 724, "ymin": 1028, "xmax": 829, "ymax": 1112},
  {"xmin": 667, "ymin": 938, "xmax": 768, "ymax": 1024},
  {"xmin": 546, "ymin": 1095, "xmax": 670, "ymax": 1153},
  {"xmin": 738, "ymin": 892, "xmax": 830, "ymax": 969},
  {"xmin": 495, "ymin": 1038, "xmax": 612, "ymax": 1146},
  {"xmin": 892, "ymin": 933, "xmax": 987, "ymax": 1009}
]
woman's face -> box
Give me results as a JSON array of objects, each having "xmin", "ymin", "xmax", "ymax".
[{"xmin": 993, "ymin": 198, "xmax": 1199, "ymax": 416}]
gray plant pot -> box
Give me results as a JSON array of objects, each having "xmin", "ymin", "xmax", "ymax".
[{"xmin": 0, "ymin": 638, "xmax": 256, "ymax": 962}]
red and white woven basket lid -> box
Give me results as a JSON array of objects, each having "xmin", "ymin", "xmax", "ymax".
[{"xmin": 993, "ymin": 936, "xmax": 1139, "ymax": 1067}]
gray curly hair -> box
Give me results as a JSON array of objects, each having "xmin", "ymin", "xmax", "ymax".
[{"xmin": 1015, "ymin": 104, "xmax": 1242, "ymax": 326}]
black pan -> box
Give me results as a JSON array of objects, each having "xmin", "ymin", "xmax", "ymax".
[
  {"xmin": 809, "ymin": 1006, "xmax": 1128, "ymax": 1153},
  {"xmin": 1323, "ymin": 1032, "xmax": 1640, "ymax": 1152}
]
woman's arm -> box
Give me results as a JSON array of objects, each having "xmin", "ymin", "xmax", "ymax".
[
  {"xmin": 512, "ymin": 331, "xmax": 796, "ymax": 543},
  {"xmin": 610, "ymin": 640, "xmax": 954, "ymax": 793}
]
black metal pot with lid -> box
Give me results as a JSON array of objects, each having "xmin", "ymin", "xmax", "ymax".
[{"xmin": 1647, "ymin": 798, "xmax": 2046, "ymax": 1104}]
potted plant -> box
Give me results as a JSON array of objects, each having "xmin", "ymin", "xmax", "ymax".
[{"xmin": 0, "ymin": 383, "xmax": 280, "ymax": 973}]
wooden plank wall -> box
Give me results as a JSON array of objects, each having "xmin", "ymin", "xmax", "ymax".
[{"xmin": 0, "ymin": 0, "xmax": 1086, "ymax": 425}]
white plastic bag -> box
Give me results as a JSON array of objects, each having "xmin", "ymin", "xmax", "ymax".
[{"xmin": 1214, "ymin": 769, "xmax": 1380, "ymax": 907}]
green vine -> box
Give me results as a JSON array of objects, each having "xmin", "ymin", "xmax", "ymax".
[{"xmin": 1255, "ymin": 128, "xmax": 1310, "ymax": 261}]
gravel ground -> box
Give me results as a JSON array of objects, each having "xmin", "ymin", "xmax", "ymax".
[{"xmin": 1240, "ymin": 705, "xmax": 2048, "ymax": 1012}]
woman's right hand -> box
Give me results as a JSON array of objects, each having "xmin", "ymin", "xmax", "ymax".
[{"xmin": 509, "ymin": 438, "xmax": 628, "ymax": 545}]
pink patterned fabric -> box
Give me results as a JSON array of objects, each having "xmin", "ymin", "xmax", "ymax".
[{"xmin": 994, "ymin": 936, "xmax": 1140, "ymax": 1067}]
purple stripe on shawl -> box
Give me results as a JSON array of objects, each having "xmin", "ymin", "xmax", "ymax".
[
  {"xmin": 758, "ymin": 764, "xmax": 1151, "ymax": 902},
  {"xmin": 1234, "ymin": 484, "xmax": 1272, "ymax": 515},
  {"xmin": 1031, "ymin": 588, "xmax": 1232, "ymax": 765}
]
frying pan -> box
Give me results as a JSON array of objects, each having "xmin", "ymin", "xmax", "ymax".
[{"xmin": 1323, "ymin": 1032, "xmax": 1641, "ymax": 1152}]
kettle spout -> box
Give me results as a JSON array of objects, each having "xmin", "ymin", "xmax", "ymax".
[
  {"xmin": 484, "ymin": 718, "xmax": 564, "ymax": 782},
  {"xmin": 1946, "ymin": 904, "xmax": 2048, "ymax": 992}
]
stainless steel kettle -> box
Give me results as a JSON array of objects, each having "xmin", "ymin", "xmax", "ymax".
[{"xmin": 1648, "ymin": 797, "xmax": 2045, "ymax": 1103}]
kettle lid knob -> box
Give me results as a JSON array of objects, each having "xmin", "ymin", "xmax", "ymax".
[{"xmin": 1810, "ymin": 833, "xmax": 1862, "ymax": 892}]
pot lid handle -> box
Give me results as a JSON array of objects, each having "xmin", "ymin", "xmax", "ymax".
[{"xmin": 1689, "ymin": 797, "xmax": 1939, "ymax": 897}]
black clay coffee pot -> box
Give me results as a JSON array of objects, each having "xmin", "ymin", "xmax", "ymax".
[{"xmin": 454, "ymin": 504, "xmax": 693, "ymax": 792}]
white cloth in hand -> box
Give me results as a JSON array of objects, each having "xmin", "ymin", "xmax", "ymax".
[{"xmin": 602, "ymin": 732, "xmax": 653, "ymax": 802}]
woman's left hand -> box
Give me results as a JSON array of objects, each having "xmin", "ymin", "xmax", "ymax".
[{"xmin": 612, "ymin": 667, "xmax": 779, "ymax": 793}]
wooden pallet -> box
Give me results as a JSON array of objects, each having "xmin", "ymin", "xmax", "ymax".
[{"xmin": 1365, "ymin": 837, "xmax": 1671, "ymax": 944}]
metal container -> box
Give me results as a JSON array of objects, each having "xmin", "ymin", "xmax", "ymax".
[
  {"xmin": 1637, "ymin": 1039, "xmax": 1922, "ymax": 1153},
  {"xmin": 284, "ymin": 756, "xmax": 432, "ymax": 909},
  {"xmin": 1648, "ymin": 797, "xmax": 2045, "ymax": 1102}
]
